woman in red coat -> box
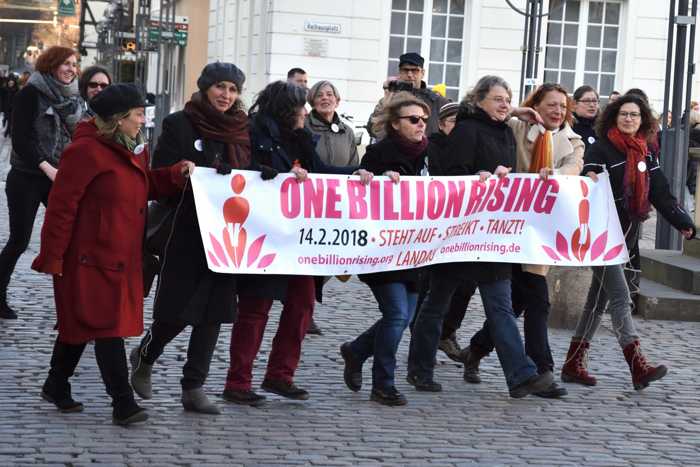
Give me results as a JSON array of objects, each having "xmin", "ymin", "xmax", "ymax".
[{"xmin": 32, "ymin": 83, "xmax": 193, "ymax": 426}]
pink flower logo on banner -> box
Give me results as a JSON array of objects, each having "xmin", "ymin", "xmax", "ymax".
[
  {"xmin": 541, "ymin": 179, "xmax": 624, "ymax": 262},
  {"xmin": 206, "ymin": 174, "xmax": 276, "ymax": 270}
]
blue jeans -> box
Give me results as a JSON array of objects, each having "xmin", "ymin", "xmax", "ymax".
[
  {"xmin": 349, "ymin": 282, "xmax": 417, "ymax": 389},
  {"xmin": 408, "ymin": 272, "xmax": 538, "ymax": 388}
]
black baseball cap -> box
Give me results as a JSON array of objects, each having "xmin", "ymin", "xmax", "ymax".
[{"xmin": 399, "ymin": 52, "xmax": 425, "ymax": 68}]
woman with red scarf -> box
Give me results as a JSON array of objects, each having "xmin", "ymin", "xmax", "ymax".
[
  {"xmin": 562, "ymin": 94, "xmax": 696, "ymax": 390},
  {"xmin": 130, "ymin": 63, "xmax": 251, "ymax": 414}
]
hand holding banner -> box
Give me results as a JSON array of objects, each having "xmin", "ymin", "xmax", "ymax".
[{"xmin": 190, "ymin": 170, "xmax": 628, "ymax": 275}]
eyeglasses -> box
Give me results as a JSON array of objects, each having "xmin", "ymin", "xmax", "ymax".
[
  {"xmin": 486, "ymin": 96, "xmax": 511, "ymax": 105},
  {"xmin": 619, "ymin": 111, "xmax": 641, "ymax": 120},
  {"xmin": 578, "ymin": 99, "xmax": 599, "ymax": 105},
  {"xmin": 88, "ymin": 82, "xmax": 109, "ymax": 89},
  {"xmin": 398, "ymin": 115, "xmax": 429, "ymax": 124}
]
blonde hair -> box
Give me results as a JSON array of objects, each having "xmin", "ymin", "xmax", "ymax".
[
  {"xmin": 95, "ymin": 110, "xmax": 131, "ymax": 139},
  {"xmin": 371, "ymin": 91, "xmax": 430, "ymax": 139}
]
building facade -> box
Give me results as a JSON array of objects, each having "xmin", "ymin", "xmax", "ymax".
[{"xmin": 198, "ymin": 0, "xmax": 698, "ymax": 124}]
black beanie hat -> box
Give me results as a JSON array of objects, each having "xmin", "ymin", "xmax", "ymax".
[
  {"xmin": 90, "ymin": 83, "xmax": 148, "ymax": 119},
  {"xmin": 197, "ymin": 62, "xmax": 246, "ymax": 93}
]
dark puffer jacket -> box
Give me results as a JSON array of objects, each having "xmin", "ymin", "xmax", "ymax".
[{"xmin": 429, "ymin": 106, "xmax": 517, "ymax": 284}]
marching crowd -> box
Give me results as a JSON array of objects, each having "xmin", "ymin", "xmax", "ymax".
[{"xmin": 0, "ymin": 46, "xmax": 696, "ymax": 426}]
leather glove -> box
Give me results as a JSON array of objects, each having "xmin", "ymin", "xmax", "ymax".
[
  {"xmin": 260, "ymin": 164, "xmax": 279, "ymax": 181},
  {"xmin": 216, "ymin": 161, "xmax": 232, "ymax": 175}
]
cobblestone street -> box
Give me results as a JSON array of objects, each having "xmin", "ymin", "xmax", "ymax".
[{"xmin": 1, "ymin": 134, "xmax": 700, "ymax": 466}]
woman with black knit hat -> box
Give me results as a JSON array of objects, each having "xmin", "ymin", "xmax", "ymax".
[
  {"xmin": 130, "ymin": 62, "xmax": 251, "ymax": 415},
  {"xmin": 131, "ymin": 62, "xmax": 251, "ymax": 414},
  {"xmin": 32, "ymin": 83, "xmax": 193, "ymax": 425}
]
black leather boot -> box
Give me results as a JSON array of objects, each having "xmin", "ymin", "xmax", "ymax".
[
  {"xmin": 41, "ymin": 338, "xmax": 85, "ymax": 413},
  {"xmin": 95, "ymin": 338, "xmax": 148, "ymax": 426}
]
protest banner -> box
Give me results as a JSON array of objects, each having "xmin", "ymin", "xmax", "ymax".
[{"xmin": 190, "ymin": 170, "xmax": 628, "ymax": 275}]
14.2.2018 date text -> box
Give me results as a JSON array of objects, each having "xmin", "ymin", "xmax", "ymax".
[{"xmin": 298, "ymin": 228, "xmax": 368, "ymax": 247}]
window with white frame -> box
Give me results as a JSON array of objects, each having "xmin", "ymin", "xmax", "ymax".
[
  {"xmin": 388, "ymin": 0, "xmax": 466, "ymax": 102},
  {"xmin": 544, "ymin": 0, "xmax": 621, "ymax": 99}
]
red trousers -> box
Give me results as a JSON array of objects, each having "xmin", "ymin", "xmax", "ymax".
[{"xmin": 225, "ymin": 276, "xmax": 315, "ymax": 391}]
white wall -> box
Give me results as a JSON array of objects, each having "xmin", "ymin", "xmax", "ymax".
[{"xmin": 204, "ymin": 0, "xmax": 700, "ymax": 124}]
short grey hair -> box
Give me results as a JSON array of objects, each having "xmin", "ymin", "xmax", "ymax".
[
  {"xmin": 463, "ymin": 75, "xmax": 512, "ymax": 106},
  {"xmin": 307, "ymin": 80, "xmax": 341, "ymax": 106}
]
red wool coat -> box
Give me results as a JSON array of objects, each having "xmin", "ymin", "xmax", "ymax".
[{"xmin": 32, "ymin": 121, "xmax": 185, "ymax": 344}]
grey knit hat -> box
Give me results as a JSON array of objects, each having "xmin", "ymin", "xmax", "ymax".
[
  {"xmin": 197, "ymin": 62, "xmax": 246, "ymax": 92},
  {"xmin": 438, "ymin": 102, "xmax": 459, "ymax": 120}
]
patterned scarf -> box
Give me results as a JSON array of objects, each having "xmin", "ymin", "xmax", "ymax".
[{"xmin": 183, "ymin": 92, "xmax": 251, "ymax": 168}]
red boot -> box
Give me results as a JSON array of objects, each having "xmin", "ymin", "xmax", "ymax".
[
  {"xmin": 561, "ymin": 339, "xmax": 597, "ymax": 386},
  {"xmin": 623, "ymin": 340, "xmax": 667, "ymax": 390}
]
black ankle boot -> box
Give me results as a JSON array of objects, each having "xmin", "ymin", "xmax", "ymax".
[
  {"xmin": 112, "ymin": 397, "xmax": 148, "ymax": 426},
  {"xmin": 41, "ymin": 339, "xmax": 86, "ymax": 412},
  {"xmin": 95, "ymin": 338, "xmax": 148, "ymax": 426},
  {"xmin": 0, "ymin": 298, "xmax": 17, "ymax": 319},
  {"xmin": 41, "ymin": 377, "xmax": 83, "ymax": 413}
]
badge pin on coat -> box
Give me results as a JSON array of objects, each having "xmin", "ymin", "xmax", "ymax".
[
  {"xmin": 194, "ymin": 139, "xmax": 203, "ymax": 152},
  {"xmin": 637, "ymin": 161, "xmax": 647, "ymax": 173},
  {"xmin": 330, "ymin": 123, "xmax": 339, "ymax": 133},
  {"xmin": 134, "ymin": 144, "xmax": 145, "ymax": 155}
]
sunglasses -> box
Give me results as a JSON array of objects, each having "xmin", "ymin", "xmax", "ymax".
[
  {"xmin": 87, "ymin": 82, "xmax": 109, "ymax": 89},
  {"xmin": 398, "ymin": 115, "xmax": 429, "ymax": 124}
]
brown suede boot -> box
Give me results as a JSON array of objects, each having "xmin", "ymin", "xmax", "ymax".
[
  {"xmin": 623, "ymin": 340, "xmax": 667, "ymax": 390},
  {"xmin": 561, "ymin": 339, "xmax": 597, "ymax": 386}
]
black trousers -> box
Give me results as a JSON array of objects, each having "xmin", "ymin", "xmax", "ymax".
[
  {"xmin": 0, "ymin": 169, "xmax": 51, "ymax": 301},
  {"xmin": 411, "ymin": 272, "xmax": 477, "ymax": 340},
  {"xmin": 49, "ymin": 336, "xmax": 134, "ymax": 407},
  {"xmin": 139, "ymin": 320, "xmax": 221, "ymax": 390},
  {"xmin": 469, "ymin": 265, "xmax": 554, "ymax": 374},
  {"xmin": 624, "ymin": 222, "xmax": 642, "ymax": 313}
]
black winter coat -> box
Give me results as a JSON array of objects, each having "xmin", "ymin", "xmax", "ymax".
[
  {"xmin": 572, "ymin": 113, "xmax": 597, "ymax": 152},
  {"xmin": 430, "ymin": 106, "xmax": 517, "ymax": 284},
  {"xmin": 237, "ymin": 113, "xmax": 355, "ymax": 302},
  {"xmin": 357, "ymin": 136, "xmax": 428, "ymax": 290},
  {"xmin": 583, "ymin": 137, "xmax": 696, "ymax": 238},
  {"xmin": 151, "ymin": 111, "xmax": 240, "ymax": 325}
]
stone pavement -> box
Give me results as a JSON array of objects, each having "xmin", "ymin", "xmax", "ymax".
[{"xmin": 1, "ymin": 133, "xmax": 700, "ymax": 467}]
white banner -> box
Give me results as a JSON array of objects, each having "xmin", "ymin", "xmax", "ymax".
[{"xmin": 190, "ymin": 169, "xmax": 629, "ymax": 275}]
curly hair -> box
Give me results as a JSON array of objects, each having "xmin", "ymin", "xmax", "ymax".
[
  {"xmin": 462, "ymin": 75, "xmax": 512, "ymax": 107},
  {"xmin": 521, "ymin": 83, "xmax": 574, "ymax": 127},
  {"xmin": 595, "ymin": 94, "xmax": 655, "ymax": 139},
  {"xmin": 35, "ymin": 46, "xmax": 78, "ymax": 75},
  {"xmin": 249, "ymin": 81, "xmax": 307, "ymax": 130},
  {"xmin": 371, "ymin": 91, "xmax": 430, "ymax": 138}
]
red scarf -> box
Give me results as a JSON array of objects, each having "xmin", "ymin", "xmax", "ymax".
[
  {"xmin": 392, "ymin": 134, "xmax": 429, "ymax": 160},
  {"xmin": 607, "ymin": 126, "xmax": 651, "ymax": 221},
  {"xmin": 183, "ymin": 92, "xmax": 251, "ymax": 168}
]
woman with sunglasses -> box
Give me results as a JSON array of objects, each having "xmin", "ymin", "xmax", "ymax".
[
  {"xmin": 339, "ymin": 92, "xmax": 432, "ymax": 406},
  {"xmin": 406, "ymin": 75, "xmax": 554, "ymax": 399},
  {"xmin": 0, "ymin": 46, "xmax": 83, "ymax": 320},
  {"xmin": 461, "ymin": 83, "xmax": 583, "ymax": 399},
  {"xmin": 78, "ymin": 65, "xmax": 112, "ymax": 119},
  {"xmin": 572, "ymin": 85, "xmax": 600, "ymax": 152},
  {"xmin": 562, "ymin": 93, "xmax": 695, "ymax": 390}
]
